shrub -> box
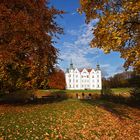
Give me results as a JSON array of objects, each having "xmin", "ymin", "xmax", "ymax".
[{"xmin": 130, "ymin": 88, "xmax": 140, "ymax": 104}]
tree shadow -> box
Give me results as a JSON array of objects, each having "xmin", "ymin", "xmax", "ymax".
[
  {"xmin": 0, "ymin": 90, "xmax": 68, "ymax": 106},
  {"xmin": 80, "ymin": 99, "xmax": 134, "ymax": 120},
  {"xmin": 100, "ymin": 87, "xmax": 140, "ymax": 108}
]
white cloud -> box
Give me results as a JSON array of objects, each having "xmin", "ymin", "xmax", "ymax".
[
  {"xmin": 54, "ymin": 13, "xmax": 124, "ymax": 77},
  {"xmin": 57, "ymin": 18, "xmax": 123, "ymax": 77},
  {"xmin": 115, "ymin": 65, "xmax": 125, "ymax": 73},
  {"xmin": 100, "ymin": 64, "xmax": 126, "ymax": 78},
  {"xmin": 100, "ymin": 64, "xmax": 111, "ymax": 77},
  {"xmin": 67, "ymin": 30, "xmax": 79, "ymax": 36},
  {"xmin": 59, "ymin": 19, "xmax": 101, "ymax": 70}
]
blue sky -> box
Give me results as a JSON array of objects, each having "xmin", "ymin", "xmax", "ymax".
[{"xmin": 50, "ymin": 0, "xmax": 125, "ymax": 77}]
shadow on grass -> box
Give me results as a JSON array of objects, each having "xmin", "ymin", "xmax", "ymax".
[
  {"xmin": 0, "ymin": 90, "xmax": 68, "ymax": 106},
  {"xmin": 80, "ymin": 99, "xmax": 134, "ymax": 120},
  {"xmin": 100, "ymin": 87, "xmax": 140, "ymax": 108}
]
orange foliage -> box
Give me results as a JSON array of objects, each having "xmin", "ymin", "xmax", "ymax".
[
  {"xmin": 0, "ymin": 0, "xmax": 63, "ymax": 90},
  {"xmin": 48, "ymin": 68, "xmax": 66, "ymax": 90}
]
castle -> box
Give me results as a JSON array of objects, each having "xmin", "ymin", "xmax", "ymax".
[{"xmin": 65, "ymin": 61, "xmax": 102, "ymax": 90}]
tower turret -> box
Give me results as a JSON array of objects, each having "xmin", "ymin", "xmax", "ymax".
[
  {"xmin": 96, "ymin": 64, "xmax": 100, "ymax": 70},
  {"xmin": 70, "ymin": 59, "xmax": 74, "ymax": 69}
]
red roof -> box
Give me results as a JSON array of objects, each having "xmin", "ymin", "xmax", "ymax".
[
  {"xmin": 87, "ymin": 69, "xmax": 92, "ymax": 72},
  {"xmin": 79, "ymin": 68, "xmax": 93, "ymax": 73},
  {"xmin": 79, "ymin": 69, "xmax": 83, "ymax": 72}
]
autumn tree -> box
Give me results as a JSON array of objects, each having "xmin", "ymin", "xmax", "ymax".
[
  {"xmin": 79, "ymin": 0, "xmax": 140, "ymax": 73},
  {"xmin": 48, "ymin": 67, "xmax": 66, "ymax": 90},
  {"xmin": 0, "ymin": 0, "xmax": 63, "ymax": 91}
]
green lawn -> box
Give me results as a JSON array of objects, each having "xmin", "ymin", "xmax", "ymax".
[
  {"xmin": 48, "ymin": 89, "xmax": 101, "ymax": 93},
  {"xmin": 0, "ymin": 99, "xmax": 140, "ymax": 140},
  {"xmin": 111, "ymin": 88, "xmax": 132, "ymax": 92},
  {"xmin": 36, "ymin": 88, "xmax": 131, "ymax": 98},
  {"xmin": 39, "ymin": 88, "xmax": 132, "ymax": 94}
]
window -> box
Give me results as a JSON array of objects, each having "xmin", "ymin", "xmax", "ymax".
[
  {"xmin": 69, "ymin": 79, "xmax": 71, "ymax": 82},
  {"xmin": 87, "ymin": 76, "xmax": 89, "ymax": 78},
  {"xmin": 92, "ymin": 76, "xmax": 94, "ymax": 78},
  {"xmin": 69, "ymin": 74, "xmax": 71, "ymax": 77}
]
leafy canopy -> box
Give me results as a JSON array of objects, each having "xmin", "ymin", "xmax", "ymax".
[
  {"xmin": 0, "ymin": 0, "xmax": 63, "ymax": 91},
  {"xmin": 79, "ymin": 0, "xmax": 140, "ymax": 73},
  {"xmin": 48, "ymin": 67, "xmax": 66, "ymax": 90}
]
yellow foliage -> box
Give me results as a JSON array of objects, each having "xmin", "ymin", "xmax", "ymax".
[{"xmin": 80, "ymin": 0, "xmax": 140, "ymax": 73}]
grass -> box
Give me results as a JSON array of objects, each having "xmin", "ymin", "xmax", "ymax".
[
  {"xmin": 0, "ymin": 88, "xmax": 132, "ymax": 97},
  {"xmin": 111, "ymin": 88, "xmax": 132, "ymax": 98},
  {"xmin": 111, "ymin": 88, "xmax": 132, "ymax": 93},
  {"xmin": 49, "ymin": 89, "xmax": 101, "ymax": 93},
  {"xmin": 37, "ymin": 88, "xmax": 132, "ymax": 96},
  {"xmin": 0, "ymin": 99, "xmax": 140, "ymax": 140},
  {"xmin": 0, "ymin": 88, "xmax": 134, "ymax": 105},
  {"xmin": 35, "ymin": 88, "xmax": 131, "ymax": 99}
]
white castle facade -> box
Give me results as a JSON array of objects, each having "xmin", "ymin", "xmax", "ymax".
[{"xmin": 65, "ymin": 62, "xmax": 102, "ymax": 90}]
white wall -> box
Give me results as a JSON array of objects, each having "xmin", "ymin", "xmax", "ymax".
[{"xmin": 65, "ymin": 68, "xmax": 102, "ymax": 90}]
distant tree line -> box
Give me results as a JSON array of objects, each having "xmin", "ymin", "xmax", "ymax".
[{"xmin": 102, "ymin": 71, "xmax": 140, "ymax": 88}]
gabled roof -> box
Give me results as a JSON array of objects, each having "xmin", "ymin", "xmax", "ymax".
[
  {"xmin": 79, "ymin": 68, "xmax": 93, "ymax": 73},
  {"xmin": 87, "ymin": 69, "xmax": 92, "ymax": 72},
  {"xmin": 74, "ymin": 68, "xmax": 79, "ymax": 72},
  {"xmin": 79, "ymin": 69, "xmax": 83, "ymax": 72}
]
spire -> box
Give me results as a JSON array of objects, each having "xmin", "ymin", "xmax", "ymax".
[
  {"xmin": 70, "ymin": 59, "xmax": 74, "ymax": 69},
  {"xmin": 95, "ymin": 49, "xmax": 100, "ymax": 70},
  {"xmin": 66, "ymin": 68, "xmax": 69, "ymax": 73},
  {"xmin": 96, "ymin": 64, "xmax": 100, "ymax": 70}
]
